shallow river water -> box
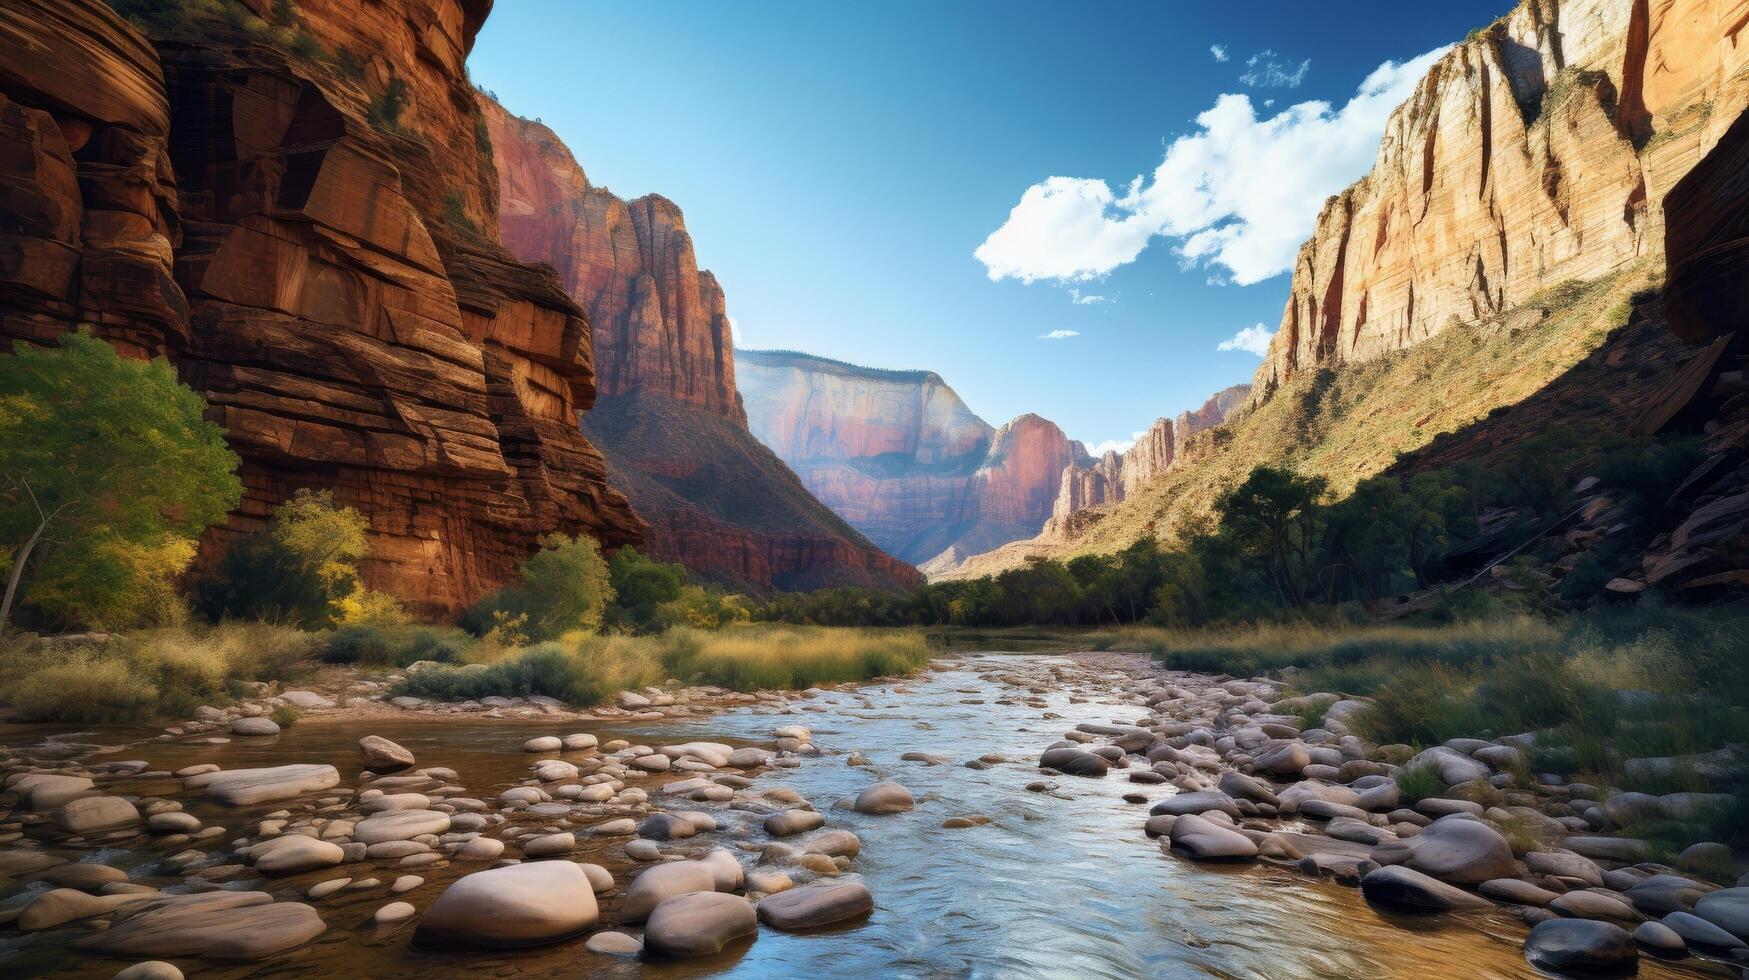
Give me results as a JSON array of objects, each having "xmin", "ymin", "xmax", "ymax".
[{"xmin": 0, "ymin": 653, "xmax": 1732, "ymax": 979}]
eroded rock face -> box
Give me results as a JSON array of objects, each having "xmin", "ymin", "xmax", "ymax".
[
  {"xmin": 0, "ymin": 0, "xmax": 643, "ymax": 616},
  {"xmin": 1048, "ymin": 385, "xmax": 1249, "ymax": 526},
  {"xmin": 738, "ymin": 350, "xmax": 1087, "ymax": 569},
  {"xmin": 480, "ymin": 99, "xmax": 918, "ymax": 592},
  {"xmin": 1251, "ymin": 0, "xmax": 1749, "ymax": 402}
]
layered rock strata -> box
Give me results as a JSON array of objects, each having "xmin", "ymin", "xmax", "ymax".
[
  {"xmin": 1050, "ymin": 385, "xmax": 1249, "ymax": 525},
  {"xmin": 735, "ymin": 349, "xmax": 1089, "ymax": 568},
  {"xmin": 1253, "ymin": 0, "xmax": 1749, "ymax": 401},
  {"xmin": 0, "ymin": 0, "xmax": 643, "ymax": 614},
  {"xmin": 480, "ymin": 100, "xmax": 918, "ymax": 591}
]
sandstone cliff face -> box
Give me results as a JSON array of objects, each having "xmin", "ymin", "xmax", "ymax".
[
  {"xmin": 1253, "ymin": 0, "xmax": 1749, "ymax": 401},
  {"xmin": 736, "ymin": 349, "xmax": 1088, "ymax": 567},
  {"xmin": 480, "ymin": 101, "xmax": 918, "ymax": 591},
  {"xmin": 481, "ymin": 99, "xmax": 741, "ymax": 422},
  {"xmin": 1049, "ymin": 385, "xmax": 1249, "ymax": 525},
  {"xmin": 0, "ymin": 0, "xmax": 643, "ymax": 615}
]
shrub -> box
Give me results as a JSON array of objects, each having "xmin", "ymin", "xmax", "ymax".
[
  {"xmin": 660, "ymin": 626, "xmax": 930, "ymax": 691},
  {"xmin": 471, "ymin": 534, "xmax": 614, "ymax": 642},
  {"xmin": 199, "ymin": 489, "xmax": 370, "ymax": 628},
  {"xmin": 271, "ymin": 704, "xmax": 301, "ymax": 728},
  {"xmin": 1351, "ymin": 665, "xmax": 1490, "ymax": 745},
  {"xmin": 11, "ymin": 656, "xmax": 158, "ymax": 724},
  {"xmin": 368, "ymin": 77, "xmax": 410, "ymax": 131},
  {"xmin": 324, "ymin": 623, "xmax": 470, "ymax": 667},
  {"xmin": 1395, "ymin": 764, "xmax": 1444, "ymax": 802}
]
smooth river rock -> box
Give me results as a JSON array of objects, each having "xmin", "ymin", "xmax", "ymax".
[
  {"xmin": 412, "ymin": 862, "xmax": 598, "ymax": 949},
  {"xmin": 1370, "ymin": 815, "xmax": 1516, "ymax": 884},
  {"xmin": 1524, "ymin": 918, "xmax": 1638, "ymax": 973},
  {"xmin": 194, "ymin": 765, "xmax": 340, "ymax": 806},
  {"xmin": 853, "ymin": 782, "xmax": 914, "ymax": 815},
  {"xmin": 353, "ymin": 810, "xmax": 451, "ymax": 845},
  {"xmin": 643, "ymin": 892, "xmax": 757, "ymax": 958},
  {"xmin": 76, "ymin": 892, "xmax": 327, "ymax": 961},
  {"xmin": 1360, "ymin": 866, "xmax": 1492, "ymax": 912},
  {"xmin": 622, "ymin": 860, "xmax": 720, "ymax": 922},
  {"xmin": 757, "ymin": 881, "xmax": 874, "ymax": 930},
  {"xmin": 359, "ymin": 736, "xmax": 415, "ymax": 773}
]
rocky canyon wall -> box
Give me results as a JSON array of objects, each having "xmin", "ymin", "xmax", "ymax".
[
  {"xmin": 1253, "ymin": 0, "xmax": 1749, "ymax": 401},
  {"xmin": 736, "ymin": 349, "xmax": 1090, "ymax": 569},
  {"xmin": 479, "ymin": 101, "xmax": 918, "ymax": 591},
  {"xmin": 1049, "ymin": 385, "xmax": 1249, "ymax": 527},
  {"xmin": 0, "ymin": 0, "xmax": 645, "ymax": 615}
]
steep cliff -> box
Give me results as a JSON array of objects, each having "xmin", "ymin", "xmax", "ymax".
[
  {"xmin": 0, "ymin": 0, "xmax": 644, "ymax": 615},
  {"xmin": 1048, "ymin": 385, "xmax": 1249, "ymax": 525},
  {"xmin": 479, "ymin": 100, "xmax": 918, "ymax": 592},
  {"xmin": 954, "ymin": 0, "xmax": 1749, "ymax": 583},
  {"xmin": 736, "ymin": 349, "xmax": 1090, "ymax": 568},
  {"xmin": 1253, "ymin": 0, "xmax": 1749, "ymax": 400}
]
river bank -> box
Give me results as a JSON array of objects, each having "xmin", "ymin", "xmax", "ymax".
[{"xmin": 0, "ymin": 650, "xmax": 1740, "ymax": 977}]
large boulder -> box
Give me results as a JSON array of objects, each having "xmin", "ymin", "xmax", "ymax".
[
  {"xmin": 251, "ymin": 836, "xmax": 344, "ymax": 876},
  {"xmin": 1253, "ymin": 742, "xmax": 1311, "ymax": 777},
  {"xmin": 1371, "ymin": 815, "xmax": 1516, "ymax": 884},
  {"xmin": 13, "ymin": 774, "xmax": 94, "ymax": 809},
  {"xmin": 358, "ymin": 736, "xmax": 415, "ymax": 773},
  {"xmin": 756, "ymin": 881, "xmax": 874, "ymax": 930},
  {"xmin": 1695, "ymin": 887, "xmax": 1749, "ymax": 941},
  {"xmin": 643, "ymin": 892, "xmax": 757, "ymax": 958},
  {"xmin": 853, "ymin": 782, "xmax": 914, "ymax": 814},
  {"xmin": 1038, "ymin": 747, "xmax": 1108, "ymax": 777},
  {"xmin": 412, "ymin": 862, "xmax": 598, "ymax": 949},
  {"xmin": 621, "ymin": 860, "xmax": 719, "ymax": 922},
  {"xmin": 76, "ymin": 893, "xmax": 326, "ymax": 961},
  {"xmin": 1150, "ymin": 791, "xmax": 1240, "ymax": 818},
  {"xmin": 1360, "ymin": 866, "xmax": 1492, "ymax": 912},
  {"xmin": 56, "ymin": 796, "xmax": 140, "ymax": 834},
  {"xmin": 191, "ymin": 765, "xmax": 340, "ymax": 806},
  {"xmin": 1168, "ymin": 814, "xmax": 1259, "ymax": 861},
  {"xmin": 1524, "ymin": 919, "xmax": 1638, "ymax": 973},
  {"xmin": 353, "ymin": 810, "xmax": 450, "ymax": 844},
  {"xmin": 1403, "ymin": 747, "xmax": 1488, "ymax": 787}
]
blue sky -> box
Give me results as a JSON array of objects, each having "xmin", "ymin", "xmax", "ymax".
[{"xmin": 471, "ymin": 1, "xmax": 1506, "ymax": 452}]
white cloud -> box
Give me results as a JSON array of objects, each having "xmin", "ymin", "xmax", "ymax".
[
  {"xmin": 1086, "ymin": 430, "xmax": 1146, "ymax": 455},
  {"xmin": 1069, "ymin": 288, "xmax": 1107, "ymax": 305},
  {"xmin": 1241, "ymin": 50, "xmax": 1310, "ymax": 88},
  {"xmin": 974, "ymin": 46, "xmax": 1447, "ymax": 287},
  {"xmin": 1039, "ymin": 329, "xmax": 1080, "ymax": 340},
  {"xmin": 1217, "ymin": 322, "xmax": 1275, "ymax": 356},
  {"xmin": 1210, "ymin": 44, "xmax": 1229, "ymax": 63},
  {"xmin": 727, "ymin": 315, "xmax": 743, "ymax": 345}
]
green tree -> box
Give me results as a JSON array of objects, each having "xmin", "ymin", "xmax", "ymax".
[
  {"xmin": 509, "ymin": 534, "xmax": 614, "ymax": 640},
  {"xmin": 1214, "ymin": 466, "xmax": 1328, "ymax": 608},
  {"xmin": 0, "ymin": 333, "xmax": 241, "ymax": 631},
  {"xmin": 198, "ymin": 488, "xmax": 370, "ymax": 628},
  {"xmin": 606, "ymin": 546, "xmax": 687, "ymax": 633}
]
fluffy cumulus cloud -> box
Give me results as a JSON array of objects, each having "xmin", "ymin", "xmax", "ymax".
[
  {"xmin": 1210, "ymin": 44, "xmax": 1229, "ymax": 63},
  {"xmin": 1086, "ymin": 430, "xmax": 1146, "ymax": 455},
  {"xmin": 1241, "ymin": 50, "xmax": 1310, "ymax": 88},
  {"xmin": 1039, "ymin": 329, "xmax": 1080, "ymax": 340},
  {"xmin": 974, "ymin": 46, "xmax": 1448, "ymax": 287},
  {"xmin": 1217, "ymin": 323, "xmax": 1275, "ymax": 356}
]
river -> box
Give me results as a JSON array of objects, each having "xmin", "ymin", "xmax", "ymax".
[{"xmin": 0, "ymin": 653, "xmax": 1730, "ymax": 979}]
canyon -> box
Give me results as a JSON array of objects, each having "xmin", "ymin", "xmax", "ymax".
[
  {"xmin": 956, "ymin": 0, "xmax": 1749, "ymax": 587},
  {"xmin": 0, "ymin": 0, "xmax": 643, "ymax": 615},
  {"xmin": 479, "ymin": 100, "xmax": 919, "ymax": 593},
  {"xmin": 736, "ymin": 349, "xmax": 1096, "ymax": 571}
]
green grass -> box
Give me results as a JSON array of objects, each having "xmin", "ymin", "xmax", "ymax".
[
  {"xmin": 2, "ymin": 623, "xmax": 321, "ymax": 724},
  {"xmin": 1395, "ymin": 764, "xmax": 1444, "ymax": 801},
  {"xmin": 271, "ymin": 704, "xmax": 301, "ymax": 728},
  {"xmin": 394, "ymin": 625, "xmax": 930, "ymax": 707}
]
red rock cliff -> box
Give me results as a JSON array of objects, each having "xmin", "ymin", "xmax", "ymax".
[
  {"xmin": 0, "ymin": 0, "xmax": 644, "ymax": 615},
  {"xmin": 479, "ymin": 99, "xmax": 918, "ymax": 591},
  {"xmin": 1253, "ymin": 0, "xmax": 1749, "ymax": 402},
  {"xmin": 1050, "ymin": 385, "xmax": 1249, "ymax": 524},
  {"xmin": 481, "ymin": 98, "xmax": 741, "ymax": 422},
  {"xmin": 736, "ymin": 350, "xmax": 1088, "ymax": 569}
]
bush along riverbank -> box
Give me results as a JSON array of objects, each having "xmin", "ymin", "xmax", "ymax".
[{"xmin": 1037, "ymin": 609, "xmax": 1749, "ymax": 973}]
